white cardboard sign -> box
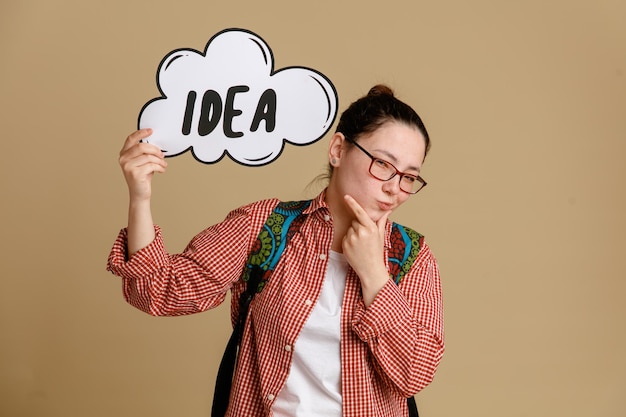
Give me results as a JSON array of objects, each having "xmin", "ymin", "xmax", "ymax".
[{"xmin": 138, "ymin": 28, "xmax": 338, "ymax": 166}]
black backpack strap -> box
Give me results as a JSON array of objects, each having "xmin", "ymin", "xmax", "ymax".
[
  {"xmin": 211, "ymin": 265, "xmax": 263, "ymax": 417},
  {"xmin": 408, "ymin": 395, "xmax": 420, "ymax": 417}
]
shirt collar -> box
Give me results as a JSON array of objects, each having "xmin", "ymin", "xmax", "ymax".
[{"xmin": 302, "ymin": 188, "xmax": 330, "ymax": 215}]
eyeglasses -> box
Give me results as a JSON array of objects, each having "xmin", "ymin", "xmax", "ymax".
[{"xmin": 344, "ymin": 135, "xmax": 427, "ymax": 194}]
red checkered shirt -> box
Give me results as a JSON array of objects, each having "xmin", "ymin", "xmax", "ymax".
[{"xmin": 107, "ymin": 191, "xmax": 444, "ymax": 417}]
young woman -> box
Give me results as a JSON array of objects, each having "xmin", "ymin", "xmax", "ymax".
[{"xmin": 108, "ymin": 85, "xmax": 444, "ymax": 417}]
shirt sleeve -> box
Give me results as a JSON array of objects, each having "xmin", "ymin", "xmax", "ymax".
[
  {"xmin": 350, "ymin": 241, "xmax": 445, "ymax": 397},
  {"xmin": 106, "ymin": 200, "xmax": 277, "ymax": 316}
]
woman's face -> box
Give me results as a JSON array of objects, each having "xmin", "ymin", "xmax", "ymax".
[{"xmin": 329, "ymin": 121, "xmax": 427, "ymax": 222}]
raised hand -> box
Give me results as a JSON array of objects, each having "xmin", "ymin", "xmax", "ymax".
[
  {"xmin": 342, "ymin": 195, "xmax": 391, "ymax": 306},
  {"xmin": 119, "ymin": 128, "xmax": 167, "ymax": 202},
  {"xmin": 118, "ymin": 128, "xmax": 167, "ymax": 256}
]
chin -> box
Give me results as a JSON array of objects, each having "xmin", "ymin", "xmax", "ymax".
[{"xmin": 367, "ymin": 209, "xmax": 386, "ymax": 222}]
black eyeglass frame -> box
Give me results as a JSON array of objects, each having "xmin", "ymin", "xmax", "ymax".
[{"xmin": 343, "ymin": 135, "xmax": 427, "ymax": 195}]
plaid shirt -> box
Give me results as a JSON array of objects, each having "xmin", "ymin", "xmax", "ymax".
[{"xmin": 107, "ymin": 191, "xmax": 444, "ymax": 417}]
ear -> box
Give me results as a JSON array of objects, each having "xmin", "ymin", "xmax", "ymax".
[{"xmin": 328, "ymin": 132, "xmax": 347, "ymax": 167}]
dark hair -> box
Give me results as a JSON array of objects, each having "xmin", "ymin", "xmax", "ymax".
[{"xmin": 336, "ymin": 84, "xmax": 431, "ymax": 157}]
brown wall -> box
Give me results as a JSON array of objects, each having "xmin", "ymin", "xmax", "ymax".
[{"xmin": 1, "ymin": 1, "xmax": 625, "ymax": 416}]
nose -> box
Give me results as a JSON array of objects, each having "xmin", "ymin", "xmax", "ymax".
[{"xmin": 382, "ymin": 175, "xmax": 402, "ymax": 195}]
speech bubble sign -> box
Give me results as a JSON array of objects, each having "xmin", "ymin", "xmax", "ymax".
[{"xmin": 138, "ymin": 28, "xmax": 338, "ymax": 166}]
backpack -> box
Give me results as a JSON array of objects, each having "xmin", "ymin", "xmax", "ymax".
[{"xmin": 212, "ymin": 200, "xmax": 422, "ymax": 417}]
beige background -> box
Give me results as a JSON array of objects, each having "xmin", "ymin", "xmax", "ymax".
[{"xmin": 1, "ymin": 0, "xmax": 624, "ymax": 416}]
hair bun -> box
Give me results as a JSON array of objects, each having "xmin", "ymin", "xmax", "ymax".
[{"xmin": 367, "ymin": 84, "xmax": 395, "ymax": 98}]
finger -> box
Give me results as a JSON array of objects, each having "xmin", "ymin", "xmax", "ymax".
[
  {"xmin": 132, "ymin": 163, "xmax": 167, "ymax": 177},
  {"xmin": 343, "ymin": 195, "xmax": 372, "ymax": 225},
  {"xmin": 377, "ymin": 210, "xmax": 392, "ymax": 234},
  {"xmin": 134, "ymin": 153, "xmax": 168, "ymax": 168},
  {"xmin": 121, "ymin": 154, "xmax": 167, "ymax": 172},
  {"xmin": 126, "ymin": 162, "xmax": 167, "ymax": 184},
  {"xmin": 144, "ymin": 162, "xmax": 167, "ymax": 174},
  {"xmin": 120, "ymin": 142, "xmax": 164, "ymax": 166},
  {"xmin": 121, "ymin": 128, "xmax": 153, "ymax": 153}
]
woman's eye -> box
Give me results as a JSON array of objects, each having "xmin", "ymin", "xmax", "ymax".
[
  {"xmin": 374, "ymin": 159, "xmax": 388, "ymax": 168},
  {"xmin": 402, "ymin": 176, "xmax": 417, "ymax": 184}
]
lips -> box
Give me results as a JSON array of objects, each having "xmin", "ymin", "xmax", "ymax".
[{"xmin": 377, "ymin": 201, "xmax": 393, "ymax": 211}]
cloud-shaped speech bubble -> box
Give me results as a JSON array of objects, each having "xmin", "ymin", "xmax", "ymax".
[{"xmin": 138, "ymin": 28, "xmax": 338, "ymax": 166}]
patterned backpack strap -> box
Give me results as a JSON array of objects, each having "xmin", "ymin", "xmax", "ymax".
[
  {"xmin": 387, "ymin": 223, "xmax": 424, "ymax": 284},
  {"xmin": 242, "ymin": 200, "xmax": 312, "ymax": 293}
]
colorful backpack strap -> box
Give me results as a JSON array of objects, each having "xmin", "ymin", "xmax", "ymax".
[
  {"xmin": 242, "ymin": 200, "xmax": 312, "ymax": 293},
  {"xmin": 387, "ymin": 222, "xmax": 424, "ymax": 284}
]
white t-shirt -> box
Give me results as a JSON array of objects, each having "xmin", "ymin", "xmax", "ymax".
[{"xmin": 272, "ymin": 250, "xmax": 348, "ymax": 416}]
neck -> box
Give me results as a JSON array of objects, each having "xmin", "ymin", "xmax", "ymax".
[{"xmin": 324, "ymin": 185, "xmax": 351, "ymax": 252}]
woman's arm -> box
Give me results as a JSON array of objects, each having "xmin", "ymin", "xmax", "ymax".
[
  {"xmin": 351, "ymin": 245, "xmax": 445, "ymax": 396},
  {"xmin": 118, "ymin": 128, "xmax": 167, "ymax": 256}
]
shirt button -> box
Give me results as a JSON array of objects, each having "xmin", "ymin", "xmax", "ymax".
[
  {"xmin": 267, "ymin": 394, "xmax": 275, "ymax": 401},
  {"xmin": 319, "ymin": 253, "xmax": 327, "ymax": 260},
  {"xmin": 284, "ymin": 345, "xmax": 292, "ymax": 352},
  {"xmin": 324, "ymin": 214, "xmax": 331, "ymax": 221},
  {"xmin": 305, "ymin": 299, "xmax": 313, "ymax": 306}
]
